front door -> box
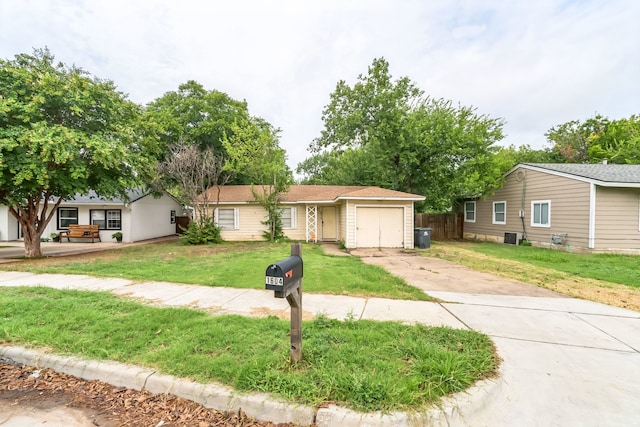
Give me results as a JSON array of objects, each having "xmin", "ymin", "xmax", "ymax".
[{"xmin": 321, "ymin": 207, "xmax": 337, "ymax": 240}]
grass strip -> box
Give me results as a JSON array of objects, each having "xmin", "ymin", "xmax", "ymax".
[
  {"xmin": 425, "ymin": 241, "xmax": 640, "ymax": 311},
  {"xmin": 467, "ymin": 242, "xmax": 640, "ymax": 288},
  {"xmin": 0, "ymin": 287, "xmax": 496, "ymax": 412},
  {"xmin": 1, "ymin": 242, "xmax": 431, "ymax": 301},
  {"xmin": 429, "ymin": 241, "xmax": 640, "ymax": 289}
]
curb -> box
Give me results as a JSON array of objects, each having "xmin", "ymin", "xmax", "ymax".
[
  {"xmin": 315, "ymin": 371, "xmax": 505, "ymax": 427},
  {"xmin": 0, "ymin": 345, "xmax": 505, "ymax": 426},
  {"xmin": 0, "ymin": 345, "xmax": 315, "ymax": 426}
]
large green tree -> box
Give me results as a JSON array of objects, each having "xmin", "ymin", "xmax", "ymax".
[
  {"xmin": 145, "ymin": 80, "xmax": 256, "ymax": 184},
  {"xmin": 147, "ymin": 81, "xmax": 290, "ymax": 240},
  {"xmin": 0, "ymin": 49, "xmax": 157, "ymax": 257},
  {"xmin": 299, "ymin": 58, "xmax": 505, "ymax": 211},
  {"xmin": 223, "ymin": 117, "xmax": 293, "ymax": 241},
  {"xmin": 546, "ymin": 114, "xmax": 640, "ymax": 164},
  {"xmin": 492, "ymin": 144, "xmax": 557, "ymax": 173}
]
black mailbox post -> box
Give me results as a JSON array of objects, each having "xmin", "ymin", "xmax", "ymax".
[
  {"xmin": 265, "ymin": 243, "xmax": 303, "ymax": 363},
  {"xmin": 265, "ymin": 255, "xmax": 303, "ymax": 298}
]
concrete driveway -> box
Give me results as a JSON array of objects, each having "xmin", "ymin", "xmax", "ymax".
[
  {"xmin": 349, "ymin": 247, "xmax": 640, "ymax": 426},
  {"xmin": 350, "ymin": 247, "xmax": 562, "ymax": 297}
]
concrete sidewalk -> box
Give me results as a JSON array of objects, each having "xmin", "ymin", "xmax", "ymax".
[{"xmin": 0, "ymin": 261, "xmax": 639, "ymax": 425}]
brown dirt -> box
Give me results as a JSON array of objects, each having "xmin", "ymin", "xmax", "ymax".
[
  {"xmin": 546, "ymin": 277, "xmax": 640, "ymax": 311},
  {"xmin": 0, "ymin": 360, "xmax": 311, "ymax": 427}
]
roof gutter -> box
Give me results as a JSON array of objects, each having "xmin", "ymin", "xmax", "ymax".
[{"xmin": 514, "ymin": 164, "xmax": 640, "ymax": 188}]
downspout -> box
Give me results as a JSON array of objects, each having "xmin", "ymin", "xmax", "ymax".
[
  {"xmin": 588, "ymin": 183, "xmax": 596, "ymax": 249},
  {"xmin": 518, "ymin": 171, "xmax": 527, "ymax": 241}
]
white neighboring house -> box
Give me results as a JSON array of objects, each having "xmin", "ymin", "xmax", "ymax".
[{"xmin": 0, "ymin": 189, "xmax": 183, "ymax": 243}]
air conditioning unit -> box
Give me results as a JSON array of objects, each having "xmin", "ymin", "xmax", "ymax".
[
  {"xmin": 504, "ymin": 232, "xmax": 522, "ymax": 245},
  {"xmin": 551, "ymin": 233, "xmax": 568, "ymax": 245}
]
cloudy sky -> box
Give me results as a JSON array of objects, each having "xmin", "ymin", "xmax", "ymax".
[{"xmin": 1, "ymin": 0, "xmax": 638, "ymax": 170}]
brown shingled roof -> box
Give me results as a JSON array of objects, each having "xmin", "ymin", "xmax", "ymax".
[{"xmin": 199, "ymin": 185, "xmax": 425, "ymax": 203}]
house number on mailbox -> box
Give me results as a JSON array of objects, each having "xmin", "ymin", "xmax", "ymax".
[{"xmin": 265, "ymin": 276, "xmax": 283, "ymax": 286}]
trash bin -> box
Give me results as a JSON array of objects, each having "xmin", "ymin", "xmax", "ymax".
[{"xmin": 414, "ymin": 228, "xmax": 431, "ymax": 249}]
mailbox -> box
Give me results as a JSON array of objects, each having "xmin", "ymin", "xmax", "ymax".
[{"xmin": 265, "ymin": 255, "xmax": 303, "ymax": 297}]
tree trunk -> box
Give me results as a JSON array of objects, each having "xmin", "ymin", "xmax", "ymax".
[
  {"xmin": 23, "ymin": 225, "xmax": 43, "ymax": 258},
  {"xmin": 8, "ymin": 194, "xmax": 61, "ymax": 258}
]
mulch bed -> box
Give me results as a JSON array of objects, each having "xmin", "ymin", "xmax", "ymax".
[{"xmin": 0, "ymin": 359, "xmax": 312, "ymax": 427}]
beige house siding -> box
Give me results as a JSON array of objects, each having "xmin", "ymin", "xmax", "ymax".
[
  {"xmin": 525, "ymin": 169, "xmax": 591, "ymax": 248},
  {"xmin": 345, "ymin": 200, "xmax": 356, "ymax": 249},
  {"xmin": 218, "ymin": 204, "xmax": 267, "ymax": 241},
  {"xmin": 404, "ymin": 203, "xmax": 415, "ymax": 248},
  {"xmin": 594, "ymin": 187, "xmax": 640, "ymax": 250},
  {"xmin": 216, "ymin": 203, "xmax": 339, "ymax": 243},
  {"xmin": 338, "ymin": 202, "xmax": 347, "ymax": 244},
  {"xmin": 200, "ymin": 185, "xmax": 424, "ymax": 248},
  {"xmin": 282, "ymin": 204, "xmax": 307, "ymax": 241},
  {"xmin": 464, "ymin": 167, "xmax": 591, "ymax": 247}
]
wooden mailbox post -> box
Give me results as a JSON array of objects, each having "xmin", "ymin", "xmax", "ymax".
[{"xmin": 265, "ymin": 242, "xmax": 303, "ymax": 363}]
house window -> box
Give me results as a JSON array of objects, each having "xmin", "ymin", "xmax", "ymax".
[
  {"xmin": 215, "ymin": 208, "xmax": 239, "ymax": 230},
  {"xmin": 90, "ymin": 209, "xmax": 122, "ymax": 230},
  {"xmin": 57, "ymin": 208, "xmax": 78, "ymax": 229},
  {"xmin": 171, "ymin": 210, "xmax": 176, "ymax": 224},
  {"xmin": 281, "ymin": 207, "xmax": 297, "ymax": 229},
  {"xmin": 464, "ymin": 201, "xmax": 476, "ymax": 223},
  {"xmin": 531, "ymin": 200, "xmax": 551, "ymax": 227},
  {"xmin": 493, "ymin": 201, "xmax": 506, "ymax": 225}
]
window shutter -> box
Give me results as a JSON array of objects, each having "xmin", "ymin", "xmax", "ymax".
[
  {"xmin": 233, "ymin": 208, "xmax": 239, "ymax": 230},
  {"xmin": 291, "ymin": 207, "xmax": 297, "ymax": 229}
]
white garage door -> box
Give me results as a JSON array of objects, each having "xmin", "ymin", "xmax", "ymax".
[{"xmin": 356, "ymin": 207, "xmax": 404, "ymax": 248}]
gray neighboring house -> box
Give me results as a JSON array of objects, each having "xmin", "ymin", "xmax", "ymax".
[
  {"xmin": 462, "ymin": 163, "xmax": 640, "ymax": 252},
  {"xmin": 0, "ymin": 189, "xmax": 183, "ymax": 243}
]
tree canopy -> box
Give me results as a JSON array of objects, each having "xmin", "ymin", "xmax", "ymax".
[
  {"xmin": 545, "ymin": 114, "xmax": 640, "ymax": 164},
  {"xmin": 298, "ymin": 58, "xmax": 505, "ymax": 211},
  {"xmin": 491, "ymin": 144, "xmax": 557, "ymax": 172},
  {"xmin": 223, "ymin": 117, "xmax": 293, "ymax": 240},
  {"xmin": 145, "ymin": 80, "xmax": 263, "ymax": 184},
  {"xmin": 0, "ymin": 49, "xmax": 157, "ymax": 256},
  {"xmin": 146, "ymin": 80, "xmax": 291, "ymax": 241}
]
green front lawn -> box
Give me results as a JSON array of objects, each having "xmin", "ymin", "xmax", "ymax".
[
  {"xmin": 448, "ymin": 241, "xmax": 640, "ymax": 289},
  {"xmin": 0, "ymin": 287, "xmax": 497, "ymax": 412},
  {"xmin": 1, "ymin": 241, "xmax": 432, "ymax": 301}
]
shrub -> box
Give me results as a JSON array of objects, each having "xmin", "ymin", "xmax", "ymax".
[
  {"xmin": 180, "ymin": 219, "xmax": 222, "ymax": 245},
  {"xmin": 262, "ymin": 207, "xmax": 285, "ymax": 242}
]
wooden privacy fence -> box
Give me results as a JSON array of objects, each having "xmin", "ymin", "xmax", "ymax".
[
  {"xmin": 175, "ymin": 216, "xmax": 191, "ymax": 234},
  {"xmin": 414, "ymin": 213, "xmax": 463, "ymax": 241}
]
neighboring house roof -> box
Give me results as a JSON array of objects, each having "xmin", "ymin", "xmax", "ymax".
[
  {"xmin": 200, "ymin": 185, "xmax": 425, "ymax": 204},
  {"xmin": 57, "ymin": 189, "xmax": 179, "ymax": 205},
  {"xmin": 516, "ymin": 163, "xmax": 640, "ymax": 187}
]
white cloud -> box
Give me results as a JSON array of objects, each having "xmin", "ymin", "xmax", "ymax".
[{"xmin": 1, "ymin": 0, "xmax": 638, "ymax": 167}]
